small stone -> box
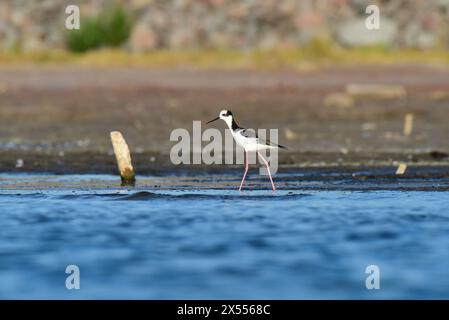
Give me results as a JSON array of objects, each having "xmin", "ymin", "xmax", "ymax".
[
  {"xmin": 361, "ymin": 122, "xmax": 377, "ymax": 131},
  {"xmin": 346, "ymin": 84, "xmax": 406, "ymax": 100},
  {"xmin": 430, "ymin": 90, "xmax": 449, "ymax": 101},
  {"xmin": 16, "ymin": 159, "xmax": 24, "ymax": 168},
  {"xmin": 323, "ymin": 92, "xmax": 354, "ymax": 108},
  {"xmin": 284, "ymin": 128, "xmax": 299, "ymax": 141},
  {"xmin": 403, "ymin": 113, "xmax": 414, "ymax": 137}
]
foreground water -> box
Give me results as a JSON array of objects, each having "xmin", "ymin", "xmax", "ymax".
[{"xmin": 1, "ymin": 174, "xmax": 449, "ymax": 299}]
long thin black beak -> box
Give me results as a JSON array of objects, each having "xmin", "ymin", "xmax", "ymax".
[{"xmin": 206, "ymin": 117, "xmax": 219, "ymax": 124}]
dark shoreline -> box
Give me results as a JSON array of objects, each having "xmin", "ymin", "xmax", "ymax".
[
  {"xmin": 2, "ymin": 150, "xmax": 449, "ymax": 193},
  {"xmin": 1, "ymin": 150, "xmax": 449, "ymax": 175}
]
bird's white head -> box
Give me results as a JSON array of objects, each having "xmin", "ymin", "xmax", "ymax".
[
  {"xmin": 206, "ymin": 109, "xmax": 234, "ymax": 128},
  {"xmin": 219, "ymin": 109, "xmax": 233, "ymax": 126}
]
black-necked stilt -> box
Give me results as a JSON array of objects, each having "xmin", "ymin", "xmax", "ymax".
[{"xmin": 206, "ymin": 110, "xmax": 287, "ymax": 191}]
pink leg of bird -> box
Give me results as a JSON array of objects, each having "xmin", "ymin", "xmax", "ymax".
[
  {"xmin": 257, "ymin": 152, "xmax": 276, "ymax": 191},
  {"xmin": 239, "ymin": 152, "xmax": 249, "ymax": 192}
]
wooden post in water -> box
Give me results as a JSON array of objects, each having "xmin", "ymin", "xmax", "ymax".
[{"xmin": 110, "ymin": 131, "xmax": 136, "ymax": 185}]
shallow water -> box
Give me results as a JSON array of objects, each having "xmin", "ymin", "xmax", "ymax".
[{"xmin": 1, "ymin": 174, "xmax": 449, "ymax": 299}]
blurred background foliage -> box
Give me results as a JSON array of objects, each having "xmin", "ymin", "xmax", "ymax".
[
  {"xmin": 0, "ymin": 0, "xmax": 448, "ymax": 66},
  {"xmin": 66, "ymin": 4, "xmax": 132, "ymax": 53}
]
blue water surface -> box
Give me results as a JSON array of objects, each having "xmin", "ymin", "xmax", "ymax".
[{"xmin": 1, "ymin": 176, "xmax": 449, "ymax": 299}]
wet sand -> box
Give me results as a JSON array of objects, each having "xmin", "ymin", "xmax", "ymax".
[
  {"xmin": 0, "ymin": 65, "xmax": 449, "ymax": 174},
  {"xmin": 1, "ymin": 168, "xmax": 449, "ymax": 191}
]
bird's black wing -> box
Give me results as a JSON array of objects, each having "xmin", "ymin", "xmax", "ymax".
[
  {"xmin": 239, "ymin": 129, "xmax": 288, "ymax": 149},
  {"xmin": 239, "ymin": 128, "xmax": 258, "ymax": 138}
]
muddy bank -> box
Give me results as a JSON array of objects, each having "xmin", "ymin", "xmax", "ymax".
[
  {"xmin": 1, "ymin": 149, "xmax": 449, "ymax": 188},
  {"xmin": 1, "ymin": 65, "xmax": 449, "ymax": 173},
  {"xmin": 1, "ymin": 166, "xmax": 449, "ymax": 191}
]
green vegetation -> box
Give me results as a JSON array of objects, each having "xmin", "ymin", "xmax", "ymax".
[
  {"xmin": 66, "ymin": 4, "xmax": 132, "ymax": 53},
  {"xmin": 66, "ymin": 18, "xmax": 103, "ymax": 53},
  {"xmin": 98, "ymin": 5, "xmax": 133, "ymax": 47},
  {"xmin": 1, "ymin": 45, "xmax": 448, "ymax": 69}
]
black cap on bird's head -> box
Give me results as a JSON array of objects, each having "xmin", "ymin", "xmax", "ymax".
[
  {"xmin": 206, "ymin": 109, "xmax": 233, "ymax": 124},
  {"xmin": 220, "ymin": 110, "xmax": 233, "ymax": 117}
]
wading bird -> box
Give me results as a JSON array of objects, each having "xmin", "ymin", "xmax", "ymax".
[{"xmin": 206, "ymin": 110, "xmax": 287, "ymax": 191}]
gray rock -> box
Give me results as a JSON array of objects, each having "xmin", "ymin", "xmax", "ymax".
[
  {"xmin": 0, "ymin": 23, "xmax": 18, "ymax": 51},
  {"xmin": 404, "ymin": 23, "xmax": 436, "ymax": 49},
  {"xmin": 337, "ymin": 18, "xmax": 397, "ymax": 47},
  {"xmin": 129, "ymin": 23, "xmax": 158, "ymax": 51}
]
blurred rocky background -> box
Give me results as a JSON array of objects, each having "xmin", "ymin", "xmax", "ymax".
[{"xmin": 1, "ymin": 0, "xmax": 449, "ymax": 53}]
